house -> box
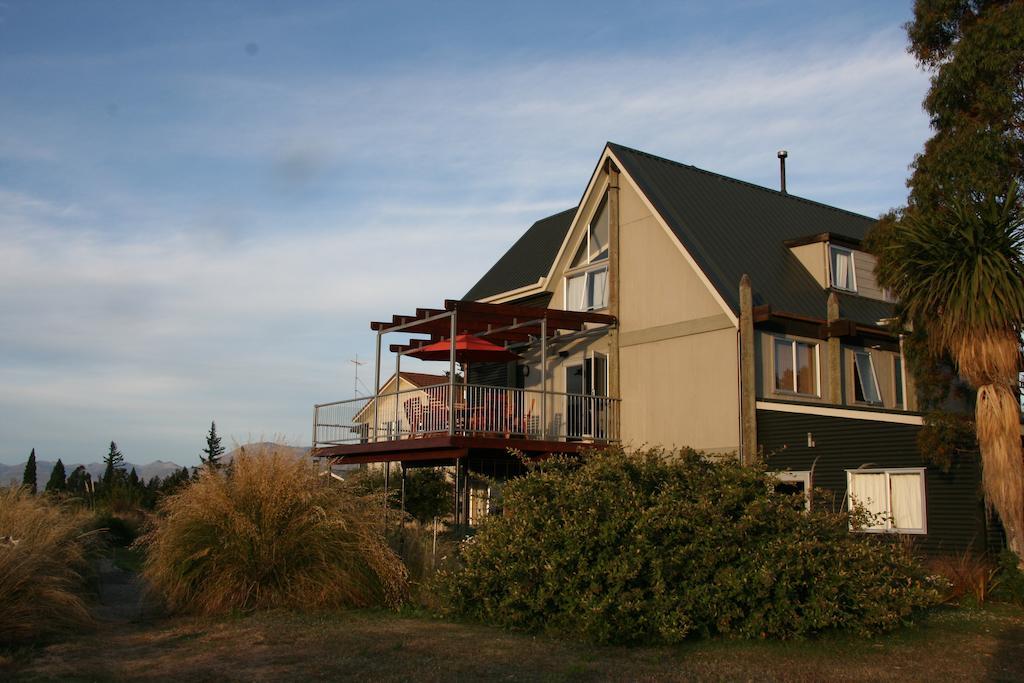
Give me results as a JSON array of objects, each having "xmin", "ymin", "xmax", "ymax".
[{"xmin": 313, "ymin": 142, "xmax": 1003, "ymax": 554}]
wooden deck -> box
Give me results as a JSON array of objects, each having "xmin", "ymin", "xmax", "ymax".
[{"xmin": 311, "ymin": 434, "xmax": 602, "ymax": 466}]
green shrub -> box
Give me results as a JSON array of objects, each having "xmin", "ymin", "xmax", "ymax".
[
  {"xmin": 993, "ymin": 551, "xmax": 1024, "ymax": 605},
  {"xmin": 141, "ymin": 444, "xmax": 408, "ymax": 614},
  {"xmin": 436, "ymin": 448, "xmax": 939, "ymax": 643},
  {"xmin": 0, "ymin": 487, "xmax": 95, "ymax": 644},
  {"xmin": 92, "ymin": 511, "xmax": 142, "ymax": 548}
]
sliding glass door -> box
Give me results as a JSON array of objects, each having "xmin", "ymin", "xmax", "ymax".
[{"xmin": 566, "ymin": 352, "xmax": 608, "ymax": 439}]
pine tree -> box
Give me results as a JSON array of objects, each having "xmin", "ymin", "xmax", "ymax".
[
  {"xmin": 22, "ymin": 449, "xmax": 37, "ymax": 494},
  {"xmin": 102, "ymin": 441, "xmax": 126, "ymax": 486},
  {"xmin": 129, "ymin": 467, "xmax": 140, "ymax": 488},
  {"xmin": 45, "ymin": 458, "xmax": 67, "ymax": 493},
  {"xmin": 200, "ymin": 421, "xmax": 226, "ymax": 470}
]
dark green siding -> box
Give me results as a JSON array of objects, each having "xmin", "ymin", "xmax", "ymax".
[{"xmin": 758, "ymin": 409, "xmax": 1000, "ymax": 556}]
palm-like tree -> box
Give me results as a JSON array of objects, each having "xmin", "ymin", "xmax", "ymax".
[{"xmin": 874, "ymin": 184, "xmax": 1024, "ymax": 559}]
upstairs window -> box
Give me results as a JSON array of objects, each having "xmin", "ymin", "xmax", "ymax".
[
  {"xmin": 847, "ymin": 468, "xmax": 926, "ymax": 534},
  {"xmin": 853, "ymin": 351, "xmax": 882, "ymax": 405},
  {"xmin": 830, "ymin": 245, "xmax": 857, "ymax": 292},
  {"xmin": 565, "ymin": 196, "xmax": 610, "ymax": 311},
  {"xmin": 774, "ymin": 338, "xmax": 819, "ymax": 396},
  {"xmin": 894, "ymin": 356, "xmax": 905, "ymax": 408},
  {"xmin": 565, "ymin": 269, "xmax": 608, "ymax": 311}
]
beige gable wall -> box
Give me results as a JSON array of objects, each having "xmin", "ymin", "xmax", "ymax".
[
  {"xmin": 789, "ymin": 243, "xmax": 828, "ymax": 288},
  {"xmin": 615, "ymin": 177, "xmax": 738, "ymax": 453}
]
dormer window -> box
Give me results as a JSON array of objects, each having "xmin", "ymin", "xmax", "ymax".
[
  {"xmin": 830, "ymin": 245, "xmax": 857, "ymax": 292},
  {"xmin": 565, "ymin": 197, "xmax": 610, "ymax": 311}
]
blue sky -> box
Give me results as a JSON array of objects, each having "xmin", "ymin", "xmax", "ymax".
[{"xmin": 0, "ymin": 1, "xmax": 929, "ymax": 466}]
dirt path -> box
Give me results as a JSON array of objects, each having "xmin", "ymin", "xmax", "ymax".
[{"xmin": 92, "ymin": 557, "xmax": 160, "ymax": 624}]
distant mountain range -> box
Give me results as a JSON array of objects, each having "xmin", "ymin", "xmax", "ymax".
[
  {"xmin": 1, "ymin": 442, "xmax": 318, "ymax": 487},
  {"xmin": 0, "ymin": 459, "xmax": 184, "ymax": 486}
]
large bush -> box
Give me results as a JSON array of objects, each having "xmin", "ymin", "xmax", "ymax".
[
  {"xmin": 437, "ymin": 448, "xmax": 939, "ymax": 642},
  {"xmin": 0, "ymin": 487, "xmax": 95, "ymax": 644},
  {"xmin": 141, "ymin": 445, "xmax": 408, "ymax": 614}
]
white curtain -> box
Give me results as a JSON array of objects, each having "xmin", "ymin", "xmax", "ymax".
[
  {"xmin": 566, "ymin": 274, "xmax": 585, "ymax": 311},
  {"xmin": 889, "ymin": 473, "xmax": 924, "ymax": 531},
  {"xmin": 849, "ymin": 472, "xmax": 888, "ymax": 530},
  {"xmin": 833, "ymin": 249, "xmax": 851, "ymax": 289}
]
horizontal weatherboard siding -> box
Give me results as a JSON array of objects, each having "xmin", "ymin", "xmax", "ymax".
[{"xmin": 758, "ymin": 409, "xmax": 996, "ymax": 556}]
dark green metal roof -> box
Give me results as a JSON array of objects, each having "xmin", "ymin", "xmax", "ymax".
[
  {"xmin": 465, "ymin": 144, "xmax": 895, "ymax": 327},
  {"xmin": 607, "ymin": 143, "xmax": 894, "ymax": 326},
  {"xmin": 465, "ymin": 207, "xmax": 576, "ymax": 301}
]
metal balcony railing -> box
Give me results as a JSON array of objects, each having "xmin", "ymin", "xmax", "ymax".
[{"xmin": 313, "ymin": 382, "xmax": 620, "ymax": 448}]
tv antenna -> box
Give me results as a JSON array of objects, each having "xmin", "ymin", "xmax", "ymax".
[{"xmin": 349, "ymin": 355, "xmax": 367, "ymax": 398}]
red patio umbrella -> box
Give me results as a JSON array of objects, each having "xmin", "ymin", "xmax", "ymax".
[{"xmin": 407, "ymin": 334, "xmax": 519, "ymax": 364}]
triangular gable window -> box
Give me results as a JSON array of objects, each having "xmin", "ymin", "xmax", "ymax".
[{"xmin": 565, "ymin": 195, "xmax": 610, "ymax": 311}]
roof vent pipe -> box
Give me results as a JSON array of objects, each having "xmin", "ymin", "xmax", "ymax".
[{"xmin": 777, "ymin": 150, "xmax": 788, "ymax": 194}]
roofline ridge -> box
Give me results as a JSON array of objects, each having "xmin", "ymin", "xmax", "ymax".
[{"xmin": 606, "ymin": 142, "xmax": 878, "ymax": 224}]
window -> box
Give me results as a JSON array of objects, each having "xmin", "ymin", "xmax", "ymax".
[
  {"xmin": 773, "ymin": 470, "xmax": 811, "ymax": 510},
  {"xmin": 829, "ymin": 245, "xmax": 857, "ymax": 292},
  {"xmin": 894, "ymin": 356, "xmax": 905, "ymax": 408},
  {"xmin": 847, "ymin": 468, "xmax": 926, "ymax": 534},
  {"xmin": 773, "ymin": 338, "xmax": 819, "ymax": 396},
  {"xmin": 853, "ymin": 351, "xmax": 882, "ymax": 404},
  {"xmin": 565, "ymin": 197, "xmax": 610, "ymax": 312}
]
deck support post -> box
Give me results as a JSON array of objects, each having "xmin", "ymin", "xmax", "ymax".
[
  {"xmin": 827, "ymin": 292, "xmax": 842, "ymax": 404},
  {"xmin": 462, "ymin": 458, "xmax": 471, "ymax": 526},
  {"xmin": 739, "ymin": 274, "xmax": 757, "ymax": 465},
  {"xmin": 452, "ymin": 457, "xmax": 460, "ymax": 525},
  {"xmin": 383, "ymin": 461, "xmax": 390, "ymax": 526},
  {"xmin": 400, "ymin": 463, "xmax": 406, "ymax": 522}
]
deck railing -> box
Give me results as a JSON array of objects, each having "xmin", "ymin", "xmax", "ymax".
[{"xmin": 313, "ymin": 382, "xmax": 620, "ymax": 448}]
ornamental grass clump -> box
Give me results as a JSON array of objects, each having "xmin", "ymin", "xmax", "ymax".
[
  {"xmin": 0, "ymin": 487, "xmax": 95, "ymax": 645},
  {"xmin": 142, "ymin": 444, "xmax": 408, "ymax": 614},
  {"xmin": 437, "ymin": 448, "xmax": 940, "ymax": 643}
]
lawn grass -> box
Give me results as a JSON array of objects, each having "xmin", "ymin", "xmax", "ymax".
[{"xmin": 3, "ymin": 602, "xmax": 1023, "ymax": 682}]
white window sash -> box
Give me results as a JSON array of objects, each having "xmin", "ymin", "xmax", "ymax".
[{"xmin": 846, "ymin": 468, "xmax": 927, "ymax": 534}]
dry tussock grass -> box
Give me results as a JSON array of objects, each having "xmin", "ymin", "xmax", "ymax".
[
  {"xmin": 0, "ymin": 487, "xmax": 95, "ymax": 644},
  {"xmin": 141, "ymin": 444, "xmax": 408, "ymax": 614}
]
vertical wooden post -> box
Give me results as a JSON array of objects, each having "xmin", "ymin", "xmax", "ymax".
[
  {"xmin": 383, "ymin": 461, "xmax": 390, "ymax": 526},
  {"xmin": 827, "ymin": 292, "xmax": 843, "ymax": 404},
  {"xmin": 462, "ymin": 459, "xmax": 471, "ymax": 526},
  {"xmin": 739, "ymin": 275, "xmax": 757, "ymax": 465},
  {"xmin": 452, "ymin": 458, "xmax": 460, "ymax": 526},
  {"xmin": 607, "ymin": 160, "xmax": 621, "ymax": 403}
]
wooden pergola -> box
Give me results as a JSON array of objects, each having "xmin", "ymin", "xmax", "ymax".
[{"xmin": 313, "ymin": 299, "xmax": 617, "ymax": 525}]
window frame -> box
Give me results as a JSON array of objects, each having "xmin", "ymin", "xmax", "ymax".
[
  {"xmin": 894, "ymin": 355, "xmax": 905, "ymax": 409},
  {"xmin": 846, "ymin": 467, "xmax": 927, "ymax": 535},
  {"xmin": 772, "ymin": 337, "xmax": 821, "ymax": 397},
  {"xmin": 564, "ymin": 197, "xmax": 611, "ymax": 312},
  {"xmin": 773, "ymin": 470, "xmax": 812, "ymax": 510},
  {"xmin": 829, "ymin": 244, "xmax": 858, "ymax": 293},
  {"xmin": 852, "ymin": 350, "xmax": 883, "ymax": 406}
]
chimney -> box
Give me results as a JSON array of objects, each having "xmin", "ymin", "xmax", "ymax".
[{"xmin": 777, "ymin": 150, "xmax": 788, "ymax": 194}]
